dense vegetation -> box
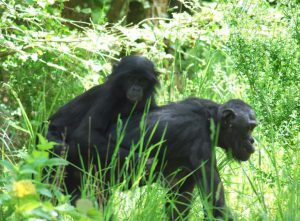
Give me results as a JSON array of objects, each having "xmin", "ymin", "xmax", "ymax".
[{"xmin": 0, "ymin": 0, "xmax": 299, "ymax": 220}]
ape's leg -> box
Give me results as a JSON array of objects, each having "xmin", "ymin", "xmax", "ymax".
[
  {"xmin": 71, "ymin": 128, "xmax": 143, "ymax": 167},
  {"xmin": 195, "ymin": 164, "xmax": 233, "ymax": 221},
  {"xmin": 66, "ymin": 132, "xmax": 152, "ymax": 205},
  {"xmin": 65, "ymin": 166, "xmax": 82, "ymax": 205},
  {"xmin": 185, "ymin": 140, "xmax": 231, "ymax": 220},
  {"xmin": 168, "ymin": 176, "xmax": 195, "ymax": 221}
]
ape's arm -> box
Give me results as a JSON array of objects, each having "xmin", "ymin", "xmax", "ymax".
[
  {"xmin": 47, "ymin": 85, "xmax": 102, "ymax": 142},
  {"xmin": 189, "ymin": 141, "xmax": 232, "ymax": 220},
  {"xmin": 70, "ymin": 107, "xmax": 145, "ymax": 165}
]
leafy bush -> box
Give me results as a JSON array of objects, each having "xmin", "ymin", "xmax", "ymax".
[
  {"xmin": 1, "ymin": 0, "xmax": 300, "ymax": 220},
  {"xmin": 229, "ymin": 35, "xmax": 300, "ymax": 129}
]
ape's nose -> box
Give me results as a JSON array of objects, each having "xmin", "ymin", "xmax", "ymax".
[
  {"xmin": 249, "ymin": 137, "xmax": 255, "ymax": 144},
  {"xmin": 132, "ymin": 86, "xmax": 142, "ymax": 92}
]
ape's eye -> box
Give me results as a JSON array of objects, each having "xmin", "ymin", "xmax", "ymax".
[
  {"xmin": 127, "ymin": 76, "xmax": 134, "ymax": 81},
  {"xmin": 138, "ymin": 78, "xmax": 147, "ymax": 86}
]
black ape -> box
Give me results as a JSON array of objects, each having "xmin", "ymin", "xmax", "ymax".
[
  {"xmin": 47, "ymin": 55, "xmax": 158, "ymax": 145},
  {"xmin": 109, "ymin": 98, "xmax": 257, "ymax": 220},
  {"xmin": 46, "ymin": 55, "xmax": 158, "ymax": 202}
]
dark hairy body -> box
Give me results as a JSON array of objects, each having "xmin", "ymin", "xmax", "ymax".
[
  {"xmin": 46, "ymin": 55, "xmax": 158, "ymax": 202},
  {"xmin": 108, "ymin": 98, "xmax": 257, "ymax": 220},
  {"xmin": 47, "ymin": 55, "xmax": 158, "ymax": 144}
]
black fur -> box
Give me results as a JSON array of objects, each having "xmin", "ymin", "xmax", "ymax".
[
  {"xmin": 109, "ymin": 98, "xmax": 257, "ymax": 220},
  {"xmin": 46, "ymin": 55, "xmax": 158, "ymax": 203},
  {"xmin": 47, "ymin": 55, "xmax": 158, "ymax": 144}
]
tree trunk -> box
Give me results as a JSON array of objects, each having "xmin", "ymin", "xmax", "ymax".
[{"xmin": 107, "ymin": 0, "xmax": 127, "ymax": 23}]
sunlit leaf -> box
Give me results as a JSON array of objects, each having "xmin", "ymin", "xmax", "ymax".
[
  {"xmin": 47, "ymin": 158, "xmax": 69, "ymax": 166},
  {"xmin": 0, "ymin": 160, "xmax": 17, "ymax": 174}
]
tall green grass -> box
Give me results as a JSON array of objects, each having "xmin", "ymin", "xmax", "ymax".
[{"xmin": 1, "ymin": 0, "xmax": 300, "ymax": 220}]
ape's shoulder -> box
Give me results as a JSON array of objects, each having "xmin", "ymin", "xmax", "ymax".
[
  {"xmin": 156, "ymin": 97, "xmax": 219, "ymax": 118},
  {"xmin": 177, "ymin": 97, "xmax": 219, "ymax": 108},
  {"xmin": 176, "ymin": 98, "xmax": 220, "ymax": 119},
  {"xmin": 49, "ymin": 84, "xmax": 104, "ymax": 124}
]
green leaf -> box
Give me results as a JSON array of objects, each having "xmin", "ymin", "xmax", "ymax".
[
  {"xmin": 37, "ymin": 134, "xmax": 47, "ymax": 144},
  {"xmin": 37, "ymin": 141, "xmax": 57, "ymax": 151},
  {"xmin": 36, "ymin": 187, "xmax": 52, "ymax": 198},
  {"xmin": 0, "ymin": 193, "xmax": 12, "ymax": 205},
  {"xmin": 87, "ymin": 208, "xmax": 103, "ymax": 220},
  {"xmin": 19, "ymin": 167, "xmax": 38, "ymax": 175},
  {"xmin": 17, "ymin": 200, "xmax": 40, "ymax": 212},
  {"xmin": 47, "ymin": 157, "xmax": 69, "ymax": 166},
  {"xmin": 32, "ymin": 150, "xmax": 49, "ymax": 159},
  {"xmin": 37, "ymin": 133, "xmax": 57, "ymax": 151},
  {"xmin": 55, "ymin": 203, "xmax": 76, "ymax": 212},
  {"xmin": 0, "ymin": 160, "xmax": 16, "ymax": 174},
  {"xmin": 76, "ymin": 199, "xmax": 94, "ymax": 215},
  {"xmin": 81, "ymin": 8, "xmax": 92, "ymax": 14}
]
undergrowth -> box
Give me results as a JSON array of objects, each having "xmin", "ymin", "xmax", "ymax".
[{"xmin": 0, "ymin": 0, "xmax": 299, "ymax": 220}]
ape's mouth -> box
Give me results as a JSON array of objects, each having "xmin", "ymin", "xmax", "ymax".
[
  {"xmin": 127, "ymin": 95, "xmax": 141, "ymax": 103},
  {"xmin": 237, "ymin": 147, "xmax": 253, "ymax": 161},
  {"xmin": 226, "ymin": 145, "xmax": 253, "ymax": 162},
  {"xmin": 244, "ymin": 144, "xmax": 255, "ymax": 154},
  {"xmin": 127, "ymin": 94, "xmax": 142, "ymax": 103}
]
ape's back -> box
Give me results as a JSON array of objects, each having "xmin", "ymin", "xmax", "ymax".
[
  {"xmin": 113, "ymin": 98, "xmax": 217, "ymax": 158},
  {"xmin": 47, "ymin": 84, "xmax": 104, "ymax": 142}
]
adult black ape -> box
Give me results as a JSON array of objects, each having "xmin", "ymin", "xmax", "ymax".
[
  {"xmin": 47, "ymin": 55, "xmax": 158, "ymax": 145},
  {"xmin": 46, "ymin": 55, "xmax": 158, "ymax": 201},
  {"xmin": 109, "ymin": 98, "xmax": 257, "ymax": 220}
]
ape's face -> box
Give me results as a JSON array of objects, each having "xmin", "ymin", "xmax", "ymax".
[
  {"xmin": 111, "ymin": 55, "xmax": 158, "ymax": 103},
  {"xmin": 220, "ymin": 101, "xmax": 257, "ymax": 161},
  {"xmin": 230, "ymin": 112, "xmax": 257, "ymax": 161},
  {"xmin": 124, "ymin": 75, "xmax": 153, "ymax": 102}
]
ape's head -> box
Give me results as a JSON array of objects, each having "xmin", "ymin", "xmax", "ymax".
[
  {"xmin": 109, "ymin": 55, "xmax": 158, "ymax": 103},
  {"xmin": 218, "ymin": 99, "xmax": 257, "ymax": 161}
]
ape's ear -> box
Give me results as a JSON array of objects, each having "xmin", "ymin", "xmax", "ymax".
[
  {"xmin": 222, "ymin": 108, "xmax": 236, "ymax": 123},
  {"xmin": 107, "ymin": 60, "xmax": 122, "ymax": 81},
  {"xmin": 112, "ymin": 60, "xmax": 120, "ymax": 72}
]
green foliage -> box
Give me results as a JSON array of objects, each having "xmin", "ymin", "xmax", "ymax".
[
  {"xmin": 1, "ymin": 136, "xmax": 57, "ymax": 220},
  {"xmin": 0, "ymin": 0, "xmax": 300, "ymax": 220},
  {"xmin": 0, "ymin": 134, "xmax": 106, "ymax": 220},
  {"xmin": 229, "ymin": 35, "xmax": 300, "ymax": 128}
]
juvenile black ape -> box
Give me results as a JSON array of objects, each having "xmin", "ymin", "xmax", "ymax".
[
  {"xmin": 46, "ymin": 55, "xmax": 158, "ymax": 201},
  {"xmin": 109, "ymin": 98, "xmax": 257, "ymax": 220},
  {"xmin": 47, "ymin": 55, "xmax": 158, "ymax": 144}
]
